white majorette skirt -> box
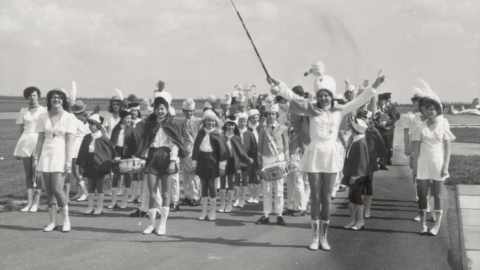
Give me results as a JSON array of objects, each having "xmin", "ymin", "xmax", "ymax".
[
  {"xmin": 417, "ymin": 150, "xmax": 448, "ymax": 181},
  {"xmin": 299, "ymin": 139, "xmax": 340, "ymax": 173},
  {"xmin": 37, "ymin": 136, "xmax": 68, "ymax": 173},
  {"xmin": 14, "ymin": 132, "xmax": 39, "ymax": 158}
]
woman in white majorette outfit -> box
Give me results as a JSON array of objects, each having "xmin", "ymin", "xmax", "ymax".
[
  {"xmin": 15, "ymin": 86, "xmax": 47, "ymax": 212},
  {"xmin": 270, "ymin": 62, "xmax": 385, "ymax": 251},
  {"xmin": 412, "ymin": 81, "xmax": 455, "ymax": 236},
  {"xmin": 34, "ymin": 88, "xmax": 77, "ymax": 232}
]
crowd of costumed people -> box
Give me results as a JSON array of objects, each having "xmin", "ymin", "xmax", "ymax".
[{"xmin": 14, "ymin": 61, "xmax": 454, "ymax": 251}]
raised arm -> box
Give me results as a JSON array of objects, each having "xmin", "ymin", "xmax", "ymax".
[{"xmin": 341, "ymin": 71, "xmax": 384, "ymax": 116}]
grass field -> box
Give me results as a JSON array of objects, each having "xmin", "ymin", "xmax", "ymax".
[
  {"xmin": 445, "ymin": 155, "xmax": 480, "ymax": 185},
  {"xmin": 451, "ymin": 128, "xmax": 480, "ymax": 143}
]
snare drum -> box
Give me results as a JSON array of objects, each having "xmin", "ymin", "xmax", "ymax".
[
  {"xmin": 116, "ymin": 158, "xmax": 146, "ymax": 174},
  {"xmin": 258, "ymin": 161, "xmax": 290, "ymax": 182}
]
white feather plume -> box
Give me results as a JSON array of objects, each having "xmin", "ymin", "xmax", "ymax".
[
  {"xmin": 114, "ymin": 88, "xmax": 124, "ymax": 100},
  {"xmin": 416, "ymin": 79, "xmax": 441, "ymax": 103},
  {"xmin": 69, "ymin": 81, "xmax": 77, "ymax": 106}
]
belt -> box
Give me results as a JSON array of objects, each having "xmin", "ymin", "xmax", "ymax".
[{"xmin": 150, "ymin": 146, "xmax": 171, "ymax": 152}]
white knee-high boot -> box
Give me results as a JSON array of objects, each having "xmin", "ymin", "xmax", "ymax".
[
  {"xmin": 208, "ymin": 197, "xmax": 216, "ymax": 221},
  {"xmin": 84, "ymin": 194, "xmax": 95, "ymax": 214},
  {"xmin": 199, "ymin": 197, "xmax": 208, "ymax": 220},
  {"xmin": 239, "ymin": 187, "xmax": 247, "ymax": 208},
  {"xmin": 218, "ymin": 190, "xmax": 226, "ymax": 213},
  {"xmin": 352, "ymin": 205, "xmax": 365, "ymax": 231},
  {"xmin": 420, "ymin": 209, "xmax": 428, "ymax": 234},
  {"xmin": 21, "ymin": 189, "xmax": 34, "ymax": 212},
  {"xmin": 157, "ymin": 206, "xmax": 169, "ymax": 236},
  {"xmin": 309, "ymin": 220, "xmax": 320, "ymax": 250},
  {"xmin": 364, "ymin": 196, "xmax": 372, "ymax": 218},
  {"xmin": 77, "ymin": 181, "xmax": 88, "ymax": 201},
  {"xmin": 108, "ymin": 188, "xmax": 118, "ymax": 209},
  {"xmin": 44, "ymin": 205, "xmax": 57, "ymax": 232},
  {"xmin": 143, "ymin": 209, "xmax": 157, "ymax": 234},
  {"xmin": 225, "ymin": 190, "xmax": 234, "ymax": 212},
  {"xmin": 60, "ymin": 205, "xmax": 70, "ymax": 232},
  {"xmin": 94, "ymin": 194, "xmax": 104, "ymax": 215},
  {"xmin": 121, "ymin": 187, "xmax": 130, "ymax": 208},
  {"xmin": 343, "ymin": 203, "xmax": 357, "ymax": 229},
  {"xmin": 320, "ymin": 220, "xmax": 331, "ymax": 251},
  {"xmin": 233, "ymin": 186, "xmax": 240, "ymax": 207},
  {"xmin": 428, "ymin": 210, "xmax": 443, "ymax": 236},
  {"xmin": 247, "ymin": 184, "xmax": 254, "ymax": 203},
  {"xmin": 29, "ymin": 189, "xmax": 41, "ymax": 212}
]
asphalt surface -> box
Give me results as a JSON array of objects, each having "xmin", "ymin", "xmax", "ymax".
[{"xmin": 0, "ymin": 129, "xmax": 462, "ymax": 270}]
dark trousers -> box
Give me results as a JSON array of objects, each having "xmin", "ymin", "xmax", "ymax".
[
  {"xmin": 379, "ymin": 133, "xmax": 392, "ymax": 167},
  {"xmin": 348, "ymin": 176, "xmax": 367, "ymax": 205}
]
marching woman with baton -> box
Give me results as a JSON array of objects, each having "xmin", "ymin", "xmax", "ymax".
[
  {"xmin": 34, "ymin": 88, "xmax": 77, "ymax": 232},
  {"xmin": 136, "ymin": 86, "xmax": 189, "ymax": 235},
  {"xmin": 270, "ymin": 63, "xmax": 385, "ymax": 250}
]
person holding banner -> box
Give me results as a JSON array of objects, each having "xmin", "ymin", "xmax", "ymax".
[{"xmin": 270, "ymin": 63, "xmax": 385, "ymax": 250}]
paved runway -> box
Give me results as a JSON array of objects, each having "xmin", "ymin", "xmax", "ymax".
[{"xmin": 0, "ymin": 129, "xmax": 462, "ymax": 270}]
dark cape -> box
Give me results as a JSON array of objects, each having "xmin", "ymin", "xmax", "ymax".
[
  {"xmin": 343, "ymin": 137, "xmax": 369, "ymax": 178},
  {"xmin": 240, "ymin": 130, "xmax": 258, "ymax": 170},
  {"xmin": 76, "ymin": 133, "xmax": 117, "ymax": 173},
  {"xmin": 226, "ymin": 134, "xmax": 253, "ymax": 168},
  {"xmin": 110, "ymin": 124, "xmax": 139, "ymax": 157},
  {"xmin": 192, "ymin": 129, "xmax": 227, "ymax": 179},
  {"xmin": 365, "ymin": 126, "xmax": 387, "ymax": 173},
  {"xmin": 136, "ymin": 113, "xmax": 189, "ymax": 159}
]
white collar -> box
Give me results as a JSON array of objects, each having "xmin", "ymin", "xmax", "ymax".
[
  {"xmin": 352, "ymin": 134, "xmax": 365, "ymax": 143},
  {"xmin": 248, "ymin": 122, "xmax": 259, "ymax": 129},
  {"xmin": 91, "ymin": 130, "xmax": 102, "ymax": 139},
  {"xmin": 204, "ymin": 127, "xmax": 215, "ymax": 134}
]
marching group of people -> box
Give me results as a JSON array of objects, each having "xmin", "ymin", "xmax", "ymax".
[{"xmin": 14, "ymin": 61, "xmax": 454, "ymax": 251}]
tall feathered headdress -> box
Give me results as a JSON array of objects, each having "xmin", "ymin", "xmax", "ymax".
[
  {"xmin": 69, "ymin": 81, "xmax": 77, "ymax": 106},
  {"xmin": 114, "ymin": 88, "xmax": 124, "ymax": 100}
]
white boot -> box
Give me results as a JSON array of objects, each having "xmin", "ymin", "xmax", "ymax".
[
  {"xmin": 208, "ymin": 197, "xmax": 216, "ymax": 221},
  {"xmin": 343, "ymin": 203, "xmax": 357, "ymax": 229},
  {"xmin": 413, "ymin": 210, "xmax": 422, "ymax": 222},
  {"xmin": 129, "ymin": 182, "xmax": 138, "ymax": 203},
  {"xmin": 218, "ymin": 190, "xmax": 226, "ymax": 213},
  {"xmin": 29, "ymin": 189, "xmax": 41, "ymax": 212},
  {"xmin": 225, "ymin": 190, "xmax": 234, "ymax": 213},
  {"xmin": 108, "ymin": 188, "xmax": 118, "ymax": 209},
  {"xmin": 94, "ymin": 194, "xmax": 104, "ymax": 215},
  {"xmin": 60, "ymin": 205, "xmax": 70, "ymax": 232},
  {"xmin": 352, "ymin": 205, "xmax": 365, "ymax": 231},
  {"xmin": 44, "ymin": 206, "xmax": 57, "ymax": 232},
  {"xmin": 233, "ymin": 186, "xmax": 240, "ymax": 207},
  {"xmin": 157, "ymin": 206, "xmax": 169, "ymax": 236},
  {"xmin": 239, "ymin": 187, "xmax": 246, "ymax": 208},
  {"xmin": 143, "ymin": 209, "xmax": 157, "ymax": 234},
  {"xmin": 364, "ymin": 196, "xmax": 372, "ymax": 218},
  {"xmin": 252, "ymin": 185, "xmax": 259, "ymax": 204},
  {"xmin": 428, "ymin": 210, "xmax": 443, "ymax": 236},
  {"xmin": 21, "ymin": 189, "xmax": 34, "ymax": 212},
  {"xmin": 199, "ymin": 197, "xmax": 208, "ymax": 220},
  {"xmin": 320, "ymin": 220, "xmax": 331, "ymax": 251},
  {"xmin": 121, "ymin": 187, "xmax": 130, "ymax": 208},
  {"xmin": 77, "ymin": 181, "xmax": 88, "ymax": 201},
  {"xmin": 309, "ymin": 220, "xmax": 320, "ymax": 250},
  {"xmin": 84, "ymin": 194, "xmax": 95, "ymax": 215},
  {"xmin": 420, "ymin": 209, "xmax": 428, "ymax": 234},
  {"xmin": 247, "ymin": 184, "xmax": 254, "ymax": 203}
]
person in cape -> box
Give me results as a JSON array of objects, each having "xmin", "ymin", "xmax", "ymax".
[
  {"xmin": 127, "ymin": 102, "xmax": 145, "ymax": 204},
  {"xmin": 136, "ymin": 85, "xmax": 189, "ymax": 235},
  {"xmin": 76, "ymin": 113, "xmax": 117, "ymax": 215},
  {"xmin": 191, "ymin": 110, "xmax": 227, "ymax": 221},
  {"xmin": 246, "ymin": 108, "xmax": 263, "ymax": 204}
]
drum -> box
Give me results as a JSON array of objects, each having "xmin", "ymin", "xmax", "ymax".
[
  {"xmin": 258, "ymin": 161, "xmax": 290, "ymax": 182},
  {"xmin": 115, "ymin": 158, "xmax": 146, "ymax": 174}
]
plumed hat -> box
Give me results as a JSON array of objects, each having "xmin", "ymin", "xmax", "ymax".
[
  {"xmin": 415, "ymin": 79, "xmax": 443, "ymax": 114},
  {"xmin": 89, "ymin": 113, "xmax": 102, "ymax": 125},
  {"xmin": 345, "ymin": 84, "xmax": 355, "ymax": 92},
  {"xmin": 314, "ymin": 75, "xmax": 337, "ymax": 97},
  {"xmin": 247, "ymin": 109, "xmax": 259, "ymax": 118},
  {"xmin": 111, "ymin": 88, "xmax": 123, "ymax": 101},
  {"xmin": 220, "ymin": 94, "xmax": 232, "ymax": 105},
  {"xmin": 352, "ymin": 119, "xmax": 368, "ymax": 134},
  {"xmin": 71, "ymin": 100, "xmax": 87, "ymax": 114},
  {"xmin": 236, "ymin": 112, "xmax": 248, "ymax": 120},
  {"xmin": 154, "ymin": 90, "xmax": 172, "ymax": 109},
  {"xmin": 182, "ymin": 98, "xmax": 195, "ymax": 110}
]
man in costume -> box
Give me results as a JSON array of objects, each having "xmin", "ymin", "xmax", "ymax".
[{"xmin": 383, "ymin": 92, "xmax": 400, "ymax": 165}]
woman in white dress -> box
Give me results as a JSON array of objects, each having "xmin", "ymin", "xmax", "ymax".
[
  {"xmin": 34, "ymin": 89, "xmax": 77, "ymax": 232},
  {"xmin": 413, "ymin": 89, "xmax": 455, "ymax": 236},
  {"xmin": 67, "ymin": 100, "xmax": 90, "ymax": 202},
  {"xmin": 271, "ymin": 63, "xmax": 385, "ymax": 251},
  {"xmin": 15, "ymin": 87, "xmax": 47, "ymax": 212},
  {"xmin": 103, "ymin": 94, "xmax": 126, "ymax": 196}
]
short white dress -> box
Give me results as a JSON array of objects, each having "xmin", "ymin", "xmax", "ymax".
[
  {"xmin": 35, "ymin": 112, "xmax": 77, "ymax": 173},
  {"xmin": 279, "ymin": 83, "xmax": 377, "ymax": 173},
  {"xmin": 14, "ymin": 106, "xmax": 47, "ymax": 157},
  {"xmin": 72, "ymin": 119, "xmax": 90, "ymax": 158},
  {"xmin": 103, "ymin": 112, "xmax": 121, "ymax": 138},
  {"xmin": 413, "ymin": 118, "xmax": 455, "ymax": 181}
]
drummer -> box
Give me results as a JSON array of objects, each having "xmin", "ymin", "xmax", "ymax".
[{"xmin": 256, "ymin": 99, "xmax": 289, "ymax": 226}]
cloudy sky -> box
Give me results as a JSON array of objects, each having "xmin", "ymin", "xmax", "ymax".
[{"xmin": 1, "ymin": 0, "xmax": 479, "ymax": 103}]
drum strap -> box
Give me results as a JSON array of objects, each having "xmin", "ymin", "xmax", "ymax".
[{"xmin": 263, "ymin": 127, "xmax": 279, "ymax": 157}]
